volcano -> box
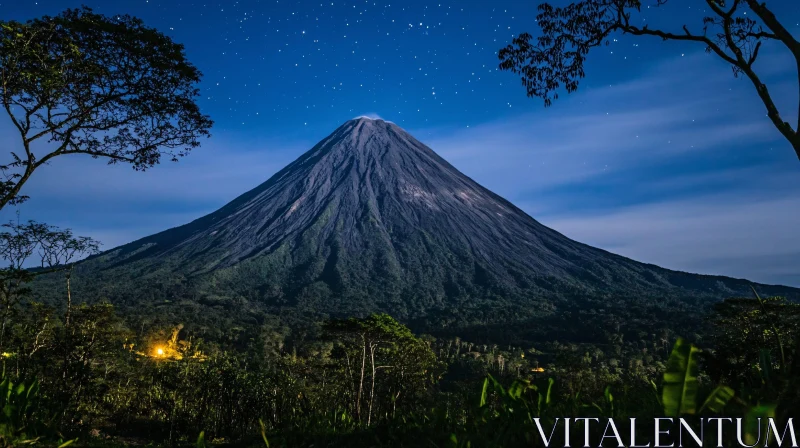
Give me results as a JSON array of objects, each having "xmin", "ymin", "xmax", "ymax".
[{"xmin": 70, "ymin": 117, "xmax": 798, "ymax": 326}]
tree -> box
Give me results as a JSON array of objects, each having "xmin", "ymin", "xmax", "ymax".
[
  {"xmin": 56, "ymin": 302, "xmax": 132, "ymax": 425},
  {"xmin": 0, "ymin": 220, "xmax": 99, "ymax": 351},
  {"xmin": 707, "ymin": 295, "xmax": 800, "ymax": 419},
  {"xmin": 498, "ymin": 0, "xmax": 800, "ymax": 160},
  {"xmin": 324, "ymin": 314, "xmax": 439, "ymax": 425},
  {"xmin": 0, "ymin": 6, "xmax": 213, "ymax": 209},
  {"xmin": 708, "ymin": 297, "xmax": 800, "ymax": 381},
  {"xmin": 30, "ymin": 221, "xmax": 101, "ymax": 327}
]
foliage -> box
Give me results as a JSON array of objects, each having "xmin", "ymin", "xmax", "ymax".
[
  {"xmin": 498, "ymin": 0, "xmax": 800, "ymax": 160},
  {"xmin": 661, "ymin": 338, "xmax": 701, "ymax": 416},
  {"xmin": 0, "ymin": 373, "xmax": 77, "ymax": 447},
  {"xmin": 707, "ymin": 295, "xmax": 800, "ymax": 420},
  {"xmin": 4, "ymin": 230, "xmax": 796, "ymax": 446},
  {"xmin": 0, "ymin": 290, "xmax": 790, "ymax": 447},
  {"xmin": 0, "ymin": 376, "xmax": 40, "ymax": 444},
  {"xmin": 323, "ymin": 314, "xmax": 441, "ymax": 425},
  {"xmin": 0, "ymin": 6, "xmax": 213, "ymax": 209},
  {"xmin": 0, "ymin": 219, "xmax": 99, "ymax": 360}
]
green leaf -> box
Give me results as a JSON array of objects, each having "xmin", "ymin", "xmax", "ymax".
[
  {"xmin": 662, "ymin": 338, "xmax": 701, "ymax": 416},
  {"xmin": 58, "ymin": 439, "xmax": 77, "ymax": 448},
  {"xmin": 744, "ymin": 405, "xmax": 775, "ymax": 446},
  {"xmin": 488, "ymin": 374, "xmax": 506, "ymax": 396},
  {"xmin": 507, "ymin": 381, "xmax": 527, "ymax": 400},
  {"xmin": 698, "ymin": 386, "xmax": 734, "ymax": 414},
  {"xmin": 0, "ymin": 377, "xmax": 10, "ymax": 404},
  {"xmin": 258, "ymin": 418, "xmax": 270, "ymax": 447},
  {"xmin": 196, "ymin": 431, "xmax": 205, "ymax": 448},
  {"xmin": 479, "ymin": 377, "xmax": 490, "ymax": 407},
  {"xmin": 758, "ymin": 349, "xmax": 773, "ymax": 384},
  {"xmin": 604, "ymin": 386, "xmax": 613, "ymax": 404},
  {"xmin": 650, "ymin": 380, "xmax": 660, "ymax": 402},
  {"xmin": 26, "ymin": 380, "xmax": 39, "ymax": 401},
  {"xmin": 604, "ymin": 385, "xmax": 614, "ymax": 417}
]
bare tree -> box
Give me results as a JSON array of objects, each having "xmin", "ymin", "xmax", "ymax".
[{"xmin": 498, "ymin": 0, "xmax": 800, "ymax": 160}]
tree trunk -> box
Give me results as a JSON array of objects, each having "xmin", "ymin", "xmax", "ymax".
[
  {"xmin": 0, "ymin": 282, "xmax": 18, "ymax": 355},
  {"xmin": 343, "ymin": 351, "xmax": 355, "ymax": 414},
  {"xmin": 393, "ymin": 366, "xmax": 404, "ymax": 419},
  {"xmin": 0, "ymin": 303, "xmax": 10, "ymax": 355},
  {"xmin": 368, "ymin": 342, "xmax": 376, "ymax": 426},
  {"xmin": 61, "ymin": 267, "xmax": 75, "ymax": 384},
  {"xmin": 356, "ymin": 335, "xmax": 366, "ymax": 422},
  {"xmin": 796, "ymin": 58, "xmax": 800, "ymax": 152},
  {"xmin": 65, "ymin": 269, "xmax": 73, "ymax": 327}
]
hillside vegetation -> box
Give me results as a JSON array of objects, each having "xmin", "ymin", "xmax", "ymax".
[{"xmin": 0, "ymin": 284, "xmax": 798, "ymax": 446}]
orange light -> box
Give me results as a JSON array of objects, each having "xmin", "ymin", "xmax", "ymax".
[{"xmin": 157, "ymin": 348, "xmax": 164, "ymax": 355}]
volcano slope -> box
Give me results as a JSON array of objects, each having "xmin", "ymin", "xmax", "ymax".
[{"xmin": 55, "ymin": 117, "xmax": 798, "ymax": 337}]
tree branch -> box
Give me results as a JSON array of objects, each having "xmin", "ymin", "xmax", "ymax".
[
  {"xmin": 1, "ymin": 81, "xmax": 28, "ymax": 147},
  {"xmin": 0, "ymin": 7, "xmax": 212, "ymax": 209},
  {"xmin": 743, "ymin": 0, "xmax": 800, "ymax": 55},
  {"xmin": 24, "ymin": 91, "xmax": 131, "ymax": 144},
  {"xmin": 717, "ymin": 1, "xmax": 797, "ymax": 151},
  {"xmin": 621, "ymin": 23, "xmax": 739, "ymax": 66},
  {"xmin": 742, "ymin": 1, "xmax": 800, "ymax": 141}
]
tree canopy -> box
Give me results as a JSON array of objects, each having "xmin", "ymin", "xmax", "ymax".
[
  {"xmin": 0, "ymin": 5, "xmax": 210, "ymax": 360},
  {"xmin": 0, "ymin": 6, "xmax": 213, "ymax": 209},
  {"xmin": 498, "ymin": 0, "xmax": 800, "ymax": 161}
]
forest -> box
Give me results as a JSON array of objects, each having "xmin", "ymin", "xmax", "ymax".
[
  {"xmin": 0, "ymin": 257, "xmax": 798, "ymax": 447},
  {"xmin": 2, "ymin": 2, "xmax": 800, "ymax": 447}
]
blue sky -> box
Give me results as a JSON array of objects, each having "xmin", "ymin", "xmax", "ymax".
[{"xmin": 2, "ymin": 0, "xmax": 799, "ymax": 286}]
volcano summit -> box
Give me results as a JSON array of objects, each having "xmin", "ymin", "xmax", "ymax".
[{"xmin": 71, "ymin": 117, "xmax": 798, "ymax": 327}]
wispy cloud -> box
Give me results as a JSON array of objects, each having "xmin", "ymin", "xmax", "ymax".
[
  {"xmin": 412, "ymin": 50, "xmax": 800, "ymax": 286},
  {"xmin": 355, "ymin": 112, "xmax": 384, "ymax": 120},
  {"xmin": 542, "ymin": 192, "xmax": 800, "ymax": 287},
  {"xmin": 0, "ymin": 128, "xmax": 317, "ymax": 249},
  {"xmin": 1, "ymin": 48, "xmax": 797, "ymax": 286},
  {"xmin": 417, "ymin": 51, "xmax": 796, "ymax": 193}
]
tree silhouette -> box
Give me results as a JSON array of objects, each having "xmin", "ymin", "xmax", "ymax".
[
  {"xmin": 0, "ymin": 219, "xmax": 99, "ymax": 350},
  {"xmin": 498, "ymin": 0, "xmax": 800, "ymax": 160},
  {"xmin": 0, "ymin": 6, "xmax": 213, "ymax": 209}
]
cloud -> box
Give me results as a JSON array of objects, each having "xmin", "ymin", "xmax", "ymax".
[
  {"xmin": 409, "ymin": 50, "xmax": 800, "ymax": 286},
  {"xmin": 354, "ymin": 112, "xmax": 384, "ymax": 120},
  {"xmin": 1, "ymin": 48, "xmax": 797, "ymax": 287},
  {"xmin": 0, "ymin": 127, "xmax": 318, "ymax": 248},
  {"xmin": 540, "ymin": 191, "xmax": 800, "ymax": 287}
]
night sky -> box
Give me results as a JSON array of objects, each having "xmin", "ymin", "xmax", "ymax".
[{"xmin": 2, "ymin": 0, "xmax": 800, "ymax": 286}]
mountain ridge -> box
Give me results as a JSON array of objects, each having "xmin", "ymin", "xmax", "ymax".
[{"xmin": 61, "ymin": 117, "xmax": 798, "ymax": 326}]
